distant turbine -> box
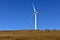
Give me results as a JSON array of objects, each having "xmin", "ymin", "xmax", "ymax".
[{"xmin": 32, "ymin": 3, "xmax": 38, "ymax": 30}]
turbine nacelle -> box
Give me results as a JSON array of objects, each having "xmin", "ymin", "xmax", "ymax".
[{"xmin": 33, "ymin": 11, "xmax": 38, "ymax": 14}]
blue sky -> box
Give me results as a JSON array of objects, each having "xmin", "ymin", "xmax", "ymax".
[{"xmin": 0, "ymin": 0, "xmax": 60, "ymax": 30}]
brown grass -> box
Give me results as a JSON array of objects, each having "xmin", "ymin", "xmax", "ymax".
[{"xmin": 0, "ymin": 30, "xmax": 60, "ymax": 40}]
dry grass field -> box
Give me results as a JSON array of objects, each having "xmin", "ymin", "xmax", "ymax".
[{"xmin": 0, "ymin": 30, "xmax": 60, "ymax": 40}]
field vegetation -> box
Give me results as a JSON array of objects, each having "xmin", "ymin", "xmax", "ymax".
[{"xmin": 0, "ymin": 30, "xmax": 60, "ymax": 40}]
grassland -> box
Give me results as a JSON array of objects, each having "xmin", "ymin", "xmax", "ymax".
[{"xmin": 0, "ymin": 30, "xmax": 60, "ymax": 40}]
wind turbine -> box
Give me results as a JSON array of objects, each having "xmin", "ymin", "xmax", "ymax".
[{"xmin": 32, "ymin": 3, "xmax": 38, "ymax": 30}]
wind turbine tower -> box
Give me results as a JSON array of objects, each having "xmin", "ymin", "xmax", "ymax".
[{"xmin": 32, "ymin": 3, "xmax": 38, "ymax": 30}]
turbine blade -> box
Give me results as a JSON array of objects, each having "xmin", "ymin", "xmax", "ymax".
[{"xmin": 32, "ymin": 3, "xmax": 36, "ymax": 12}]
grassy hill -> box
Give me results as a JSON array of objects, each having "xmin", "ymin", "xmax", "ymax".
[{"xmin": 0, "ymin": 30, "xmax": 60, "ymax": 40}]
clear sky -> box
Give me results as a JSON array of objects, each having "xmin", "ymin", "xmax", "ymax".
[{"xmin": 0, "ymin": 0, "xmax": 60, "ymax": 30}]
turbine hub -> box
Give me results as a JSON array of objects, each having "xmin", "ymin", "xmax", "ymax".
[{"xmin": 33, "ymin": 11, "xmax": 38, "ymax": 14}]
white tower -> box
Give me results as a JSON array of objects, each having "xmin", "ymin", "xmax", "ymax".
[{"xmin": 32, "ymin": 3, "xmax": 38, "ymax": 30}]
